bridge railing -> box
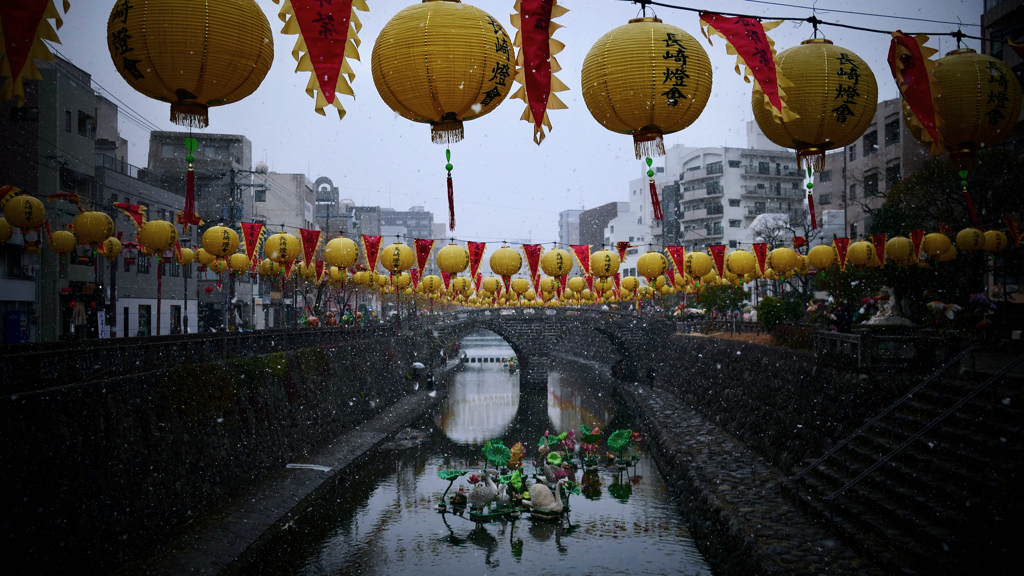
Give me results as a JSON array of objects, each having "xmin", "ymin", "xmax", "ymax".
[
  {"xmin": 0, "ymin": 324, "xmax": 396, "ymax": 396},
  {"xmin": 813, "ymin": 329, "xmax": 965, "ymax": 370},
  {"xmin": 676, "ymin": 320, "xmax": 760, "ymax": 335},
  {"xmin": 411, "ymin": 307, "xmax": 659, "ymax": 329}
]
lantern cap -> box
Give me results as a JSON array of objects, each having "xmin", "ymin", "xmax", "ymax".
[
  {"xmin": 945, "ymin": 48, "xmax": 978, "ymax": 56},
  {"xmin": 800, "ymin": 38, "xmax": 834, "ymax": 46},
  {"xmin": 628, "ymin": 17, "xmax": 663, "ymax": 24}
]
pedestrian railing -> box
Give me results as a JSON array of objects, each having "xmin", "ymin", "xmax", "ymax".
[
  {"xmin": 814, "ymin": 329, "xmax": 964, "ymax": 370},
  {"xmin": 676, "ymin": 320, "xmax": 760, "ymax": 335}
]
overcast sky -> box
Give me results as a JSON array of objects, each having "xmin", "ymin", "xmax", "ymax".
[{"xmin": 58, "ymin": 0, "xmax": 983, "ymax": 244}]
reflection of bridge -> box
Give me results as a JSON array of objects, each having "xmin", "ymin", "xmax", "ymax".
[{"xmin": 412, "ymin": 308, "xmax": 673, "ymax": 393}]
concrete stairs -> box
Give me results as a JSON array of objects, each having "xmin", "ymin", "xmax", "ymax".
[{"xmin": 786, "ymin": 359, "xmax": 1024, "ymax": 575}]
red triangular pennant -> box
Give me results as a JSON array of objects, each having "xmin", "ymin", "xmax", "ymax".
[
  {"xmin": 467, "ymin": 241, "xmax": 486, "ymax": 279},
  {"xmin": 709, "ymin": 245, "xmax": 727, "ymax": 277},
  {"xmin": 290, "ymin": 0, "xmax": 355, "ymax": 106},
  {"xmin": 414, "ymin": 238, "xmax": 434, "ymax": 274},
  {"xmin": 299, "ymin": 228, "xmax": 321, "ymax": 267}
]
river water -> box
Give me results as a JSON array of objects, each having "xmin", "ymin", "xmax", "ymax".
[{"xmin": 240, "ymin": 333, "xmax": 711, "ymax": 575}]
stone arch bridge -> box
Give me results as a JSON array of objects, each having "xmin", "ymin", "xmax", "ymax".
[{"xmin": 411, "ymin": 308, "xmax": 673, "ymax": 392}]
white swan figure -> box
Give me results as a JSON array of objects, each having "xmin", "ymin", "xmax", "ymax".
[
  {"xmin": 523, "ymin": 478, "xmax": 567, "ymax": 514},
  {"xmin": 467, "ymin": 469, "xmax": 499, "ymax": 510}
]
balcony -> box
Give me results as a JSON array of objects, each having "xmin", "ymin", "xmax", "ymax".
[
  {"xmin": 741, "ymin": 165, "xmax": 804, "ymax": 178},
  {"xmin": 741, "ymin": 186, "xmax": 804, "ymax": 199},
  {"xmin": 95, "ymin": 153, "xmax": 165, "ymax": 189},
  {"xmin": 745, "ymin": 204, "xmax": 788, "ymax": 217},
  {"xmin": 683, "ymin": 168, "xmax": 720, "ymax": 182}
]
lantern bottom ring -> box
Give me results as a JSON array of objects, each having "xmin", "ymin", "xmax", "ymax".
[
  {"xmin": 431, "ymin": 118, "xmax": 465, "ymax": 145},
  {"xmin": 171, "ymin": 102, "xmax": 210, "ymax": 129}
]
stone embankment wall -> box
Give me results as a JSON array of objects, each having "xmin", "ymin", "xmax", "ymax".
[
  {"xmin": 0, "ymin": 335, "xmax": 426, "ymax": 573},
  {"xmin": 648, "ymin": 335, "xmax": 913, "ymax": 472}
]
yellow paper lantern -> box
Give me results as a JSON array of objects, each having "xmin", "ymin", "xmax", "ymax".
[
  {"xmin": 436, "ymin": 244, "xmax": 470, "ymax": 275},
  {"xmin": 795, "ymin": 255, "xmax": 811, "ymax": 275},
  {"xmin": 395, "ymin": 272, "xmax": 412, "ymax": 290},
  {"xmin": 138, "ymin": 220, "xmax": 178, "ymax": 253},
  {"xmin": 100, "ymin": 237, "xmax": 122, "ymax": 260},
  {"xmin": 176, "ymin": 247, "xmax": 195, "ymax": 266},
  {"xmin": 511, "ymin": 278, "xmax": 530, "ymax": 295},
  {"xmin": 482, "ymin": 276, "xmax": 502, "ymax": 294},
  {"xmin": 567, "ymin": 276, "xmax": 586, "ymax": 293},
  {"xmin": 0, "ymin": 218, "xmax": 12, "ymax": 243},
  {"xmin": 3, "ymin": 195, "xmax": 45, "ymax": 228},
  {"xmin": 376, "ymin": 273, "xmax": 388, "ymax": 287},
  {"xmin": 380, "ymin": 243, "xmax": 414, "ymax": 273},
  {"xmin": 594, "ymin": 277, "xmax": 614, "ymax": 293},
  {"xmin": 196, "ymin": 248, "xmax": 217, "ymax": 267},
  {"xmin": 581, "ymin": 289, "xmax": 593, "ymax": 301},
  {"xmin": 49, "ymin": 230, "xmax": 77, "ymax": 254},
  {"xmin": 885, "ymin": 237, "xmax": 914, "ymax": 265},
  {"xmin": 541, "ymin": 248, "xmax": 573, "ymax": 277},
  {"xmin": 209, "ymin": 258, "xmax": 228, "ymax": 274},
  {"xmin": 684, "ymin": 252, "xmax": 713, "ymax": 278},
  {"xmin": 421, "ymin": 274, "xmax": 442, "ymax": 294},
  {"xmin": 353, "ymin": 270, "xmax": 368, "ymax": 285},
  {"xmin": 590, "ymin": 250, "xmax": 620, "ymax": 278},
  {"xmin": 202, "ymin": 226, "xmax": 240, "ymax": 257},
  {"xmin": 922, "ymin": 233, "xmax": 951, "ymax": 257},
  {"xmin": 324, "ymin": 237, "xmax": 359, "ymax": 269},
  {"xmin": 264, "ymin": 233, "xmax": 300, "ymax": 263},
  {"xmin": 72, "ymin": 211, "xmax": 114, "ymax": 247},
  {"xmin": 904, "ymin": 49, "xmax": 1022, "ymax": 161},
  {"xmin": 450, "ymin": 276, "xmax": 471, "ymax": 293},
  {"xmin": 371, "ymin": 0, "xmax": 514, "ymax": 144},
  {"xmin": 329, "ymin": 266, "xmax": 343, "ymax": 283},
  {"xmin": 106, "ymin": 0, "xmax": 274, "ymax": 128},
  {"xmin": 637, "ymin": 252, "xmax": 668, "ymax": 280},
  {"xmin": 726, "ymin": 250, "xmax": 755, "ymax": 276},
  {"xmin": 490, "ymin": 246, "xmax": 523, "ymax": 277},
  {"xmin": 938, "ymin": 244, "xmax": 958, "ymax": 262},
  {"xmin": 582, "ymin": 17, "xmax": 712, "ymax": 158},
  {"xmin": 621, "ymin": 275, "xmax": 639, "ymax": 292},
  {"xmin": 753, "ymin": 39, "xmax": 877, "ymax": 170},
  {"xmin": 539, "ymin": 277, "xmax": 559, "ymax": 293},
  {"xmin": 847, "ymin": 241, "xmax": 880, "ymax": 267},
  {"xmin": 956, "ymin": 228, "xmax": 986, "ymax": 252},
  {"xmin": 984, "ymin": 230, "xmax": 1008, "ymax": 253},
  {"xmin": 524, "ymin": 289, "xmax": 537, "ymax": 301},
  {"xmin": 228, "ymin": 253, "xmax": 250, "ymax": 274},
  {"xmin": 769, "ymin": 247, "xmax": 798, "ymax": 273}
]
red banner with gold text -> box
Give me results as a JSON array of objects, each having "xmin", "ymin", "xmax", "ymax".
[
  {"xmin": 467, "ymin": 241, "xmax": 486, "ymax": 279},
  {"xmin": 362, "ymin": 234, "xmax": 382, "ymax": 271},
  {"xmin": 299, "ymin": 229, "xmax": 321, "ymax": 267},
  {"xmin": 709, "ymin": 245, "xmax": 726, "ymax": 277},
  {"xmin": 414, "ymin": 238, "xmax": 434, "ymax": 274},
  {"xmin": 752, "ymin": 243, "xmax": 768, "ymax": 275},
  {"xmin": 665, "ymin": 246, "xmax": 687, "ymax": 275}
]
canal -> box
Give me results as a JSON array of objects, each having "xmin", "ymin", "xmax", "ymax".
[{"xmin": 239, "ymin": 332, "xmax": 711, "ymax": 575}]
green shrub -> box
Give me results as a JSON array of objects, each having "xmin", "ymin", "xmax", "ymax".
[{"xmin": 758, "ymin": 296, "xmax": 802, "ymax": 330}]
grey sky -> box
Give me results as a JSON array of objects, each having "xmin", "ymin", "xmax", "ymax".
[{"xmin": 59, "ymin": 0, "xmax": 982, "ymax": 244}]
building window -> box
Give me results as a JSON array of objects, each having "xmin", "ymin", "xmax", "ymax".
[
  {"xmin": 886, "ymin": 162, "xmax": 901, "ymax": 190},
  {"xmin": 729, "ymin": 240, "xmax": 738, "ymax": 248},
  {"xmin": 712, "ymin": 222, "xmax": 723, "ymax": 235},
  {"xmin": 729, "ymin": 198, "xmax": 740, "ymax": 207},
  {"xmin": 850, "ymin": 222, "xmax": 858, "ymax": 239},
  {"xmin": 864, "ymin": 173, "xmax": 879, "ymax": 196},
  {"xmin": 168, "ymin": 260, "xmax": 181, "ymax": 277},
  {"xmin": 65, "ymin": 110, "xmax": 72, "ymax": 132},
  {"xmin": 110, "ymin": 194, "xmax": 118, "ymax": 204},
  {"xmin": 849, "ymin": 145, "xmax": 856, "ymax": 161},
  {"xmin": 728, "ymin": 160, "xmax": 742, "ymax": 168},
  {"xmin": 729, "ymin": 219, "xmax": 741, "ymax": 228},
  {"xmin": 849, "ymin": 184, "xmax": 857, "ymax": 200},
  {"xmin": 78, "ymin": 111, "xmax": 96, "ymax": 138},
  {"xmin": 706, "ymin": 161, "xmax": 723, "ymax": 175},
  {"xmin": 10, "ymin": 106, "xmax": 39, "ymax": 121},
  {"xmin": 758, "ymin": 161, "xmax": 770, "ymax": 174},
  {"xmin": 863, "ymin": 131, "xmax": 878, "ymax": 156},
  {"xmin": 161, "ymin": 143, "xmax": 176, "ymax": 159},
  {"xmin": 706, "ymin": 181, "xmax": 722, "ymax": 195},
  {"xmin": 820, "ymin": 193, "xmax": 832, "ymax": 205},
  {"xmin": 885, "ymin": 119, "xmax": 900, "ymax": 146},
  {"xmin": 255, "ymin": 187, "xmax": 266, "ymax": 202},
  {"xmin": 203, "ymin": 145, "xmax": 221, "ymax": 159},
  {"xmin": 137, "ymin": 255, "xmax": 150, "ymax": 274},
  {"xmin": 819, "ymin": 170, "xmax": 832, "ymax": 182}
]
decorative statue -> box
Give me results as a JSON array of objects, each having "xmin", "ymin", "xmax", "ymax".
[
  {"xmin": 523, "ymin": 478, "xmax": 568, "ymax": 515},
  {"xmin": 467, "ymin": 469, "xmax": 499, "ymax": 510}
]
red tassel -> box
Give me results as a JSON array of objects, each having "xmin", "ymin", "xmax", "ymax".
[
  {"xmin": 649, "ymin": 179, "xmax": 663, "ymax": 221},
  {"xmin": 962, "ymin": 187, "xmax": 979, "ymax": 223},
  {"xmin": 447, "ymin": 174, "xmax": 455, "ymax": 231},
  {"xmin": 807, "ymin": 191, "xmax": 818, "ymax": 230}
]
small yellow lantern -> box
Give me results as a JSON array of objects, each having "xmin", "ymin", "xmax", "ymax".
[
  {"xmin": 769, "ymin": 247, "xmax": 798, "ymax": 273},
  {"xmin": 202, "ymin": 225, "xmax": 240, "ymax": 258},
  {"xmin": 847, "ymin": 241, "xmax": 880, "ymax": 267},
  {"xmin": 264, "ymin": 233, "xmax": 300, "ymax": 263},
  {"xmin": 637, "ymin": 252, "xmax": 668, "ymax": 281},
  {"xmin": 567, "ymin": 276, "xmax": 586, "ymax": 294},
  {"xmin": 196, "ymin": 248, "xmax": 217, "ymax": 267},
  {"xmin": 4, "ymin": 195, "xmax": 45, "ymax": 229},
  {"xmin": 511, "ymin": 278, "xmax": 530, "ymax": 295},
  {"xmin": 209, "ymin": 258, "xmax": 228, "ymax": 274},
  {"xmin": 922, "ymin": 233, "xmax": 951, "ymax": 258},
  {"xmin": 590, "ymin": 250, "xmax": 620, "ymax": 278},
  {"xmin": 0, "ymin": 218, "xmax": 12, "ymax": 243},
  {"xmin": 490, "ymin": 247, "xmax": 523, "ymax": 277},
  {"xmin": 482, "ymin": 276, "xmax": 502, "ymax": 294},
  {"xmin": 984, "ymin": 230, "xmax": 1008, "ymax": 253},
  {"xmin": 49, "ymin": 230, "xmax": 77, "ymax": 254},
  {"xmin": 138, "ymin": 220, "xmax": 178, "ymax": 252},
  {"xmin": 956, "ymin": 228, "xmax": 986, "ymax": 252},
  {"xmin": 807, "ymin": 244, "xmax": 835, "ymax": 270},
  {"xmin": 324, "ymin": 237, "xmax": 359, "ymax": 269},
  {"xmin": 380, "ymin": 243, "xmax": 414, "ymax": 274},
  {"xmin": 100, "ymin": 237, "xmax": 122, "ymax": 260},
  {"xmin": 436, "ymin": 244, "xmax": 470, "ymax": 275},
  {"xmin": 176, "ymin": 247, "xmax": 195, "ymax": 266},
  {"xmin": 885, "ymin": 237, "xmax": 915, "ymax": 265},
  {"xmin": 72, "ymin": 211, "xmax": 114, "ymax": 247},
  {"xmin": 726, "ymin": 250, "xmax": 755, "ymax": 276},
  {"xmin": 938, "ymin": 245, "xmax": 958, "ymax": 262},
  {"xmin": 228, "ymin": 253, "xmax": 250, "ymax": 274},
  {"xmin": 541, "ymin": 248, "xmax": 573, "ymax": 277}
]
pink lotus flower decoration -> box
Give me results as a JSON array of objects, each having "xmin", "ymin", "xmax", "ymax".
[{"xmin": 468, "ymin": 474, "xmax": 480, "ymax": 485}]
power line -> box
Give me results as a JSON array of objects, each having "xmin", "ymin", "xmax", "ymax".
[{"xmin": 740, "ymin": 0, "xmax": 981, "ymax": 27}]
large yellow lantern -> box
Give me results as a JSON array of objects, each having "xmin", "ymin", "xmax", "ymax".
[
  {"xmin": 196, "ymin": 248, "xmax": 217, "ymax": 267},
  {"xmin": 807, "ymin": 244, "xmax": 835, "ymax": 269},
  {"xmin": 436, "ymin": 244, "xmax": 470, "ymax": 275},
  {"xmin": 0, "ymin": 218, "xmax": 12, "ymax": 243},
  {"xmin": 4, "ymin": 195, "xmax": 45, "ymax": 229},
  {"xmin": 380, "ymin": 243, "xmax": 414, "ymax": 274},
  {"xmin": 685, "ymin": 252, "xmax": 713, "ymax": 278},
  {"xmin": 100, "ymin": 237, "xmax": 123, "ymax": 260},
  {"xmin": 847, "ymin": 241, "xmax": 880, "ymax": 267},
  {"xmin": 228, "ymin": 253, "xmax": 250, "ymax": 274},
  {"xmin": 264, "ymin": 233, "xmax": 300, "ymax": 263},
  {"xmin": 590, "ymin": 250, "xmax": 620, "ymax": 278},
  {"xmin": 49, "ymin": 230, "xmax": 77, "ymax": 254},
  {"xmin": 202, "ymin": 225, "xmax": 240, "ymax": 257},
  {"xmin": 922, "ymin": 233, "xmax": 951, "ymax": 258},
  {"xmin": 324, "ymin": 237, "xmax": 358, "ymax": 269},
  {"xmin": 753, "ymin": 39, "xmax": 877, "ymax": 170},
  {"xmin": 726, "ymin": 250, "xmax": 755, "ymax": 276},
  {"xmin": 138, "ymin": 220, "xmax": 178, "ymax": 252},
  {"xmin": 490, "ymin": 247, "xmax": 523, "ymax": 277},
  {"xmin": 637, "ymin": 252, "xmax": 668, "ymax": 281},
  {"xmin": 106, "ymin": 0, "xmax": 274, "ymax": 127},
  {"xmin": 956, "ymin": 228, "xmax": 985, "ymax": 252},
  {"xmin": 582, "ymin": 17, "xmax": 712, "ymax": 158},
  {"xmin": 769, "ymin": 247, "xmax": 798, "ymax": 273},
  {"xmin": 984, "ymin": 230, "xmax": 1008, "ymax": 253},
  {"xmin": 885, "ymin": 237, "xmax": 915, "ymax": 265},
  {"xmin": 72, "ymin": 211, "xmax": 114, "ymax": 247},
  {"xmin": 371, "ymin": 0, "xmax": 513, "ymax": 144},
  {"xmin": 541, "ymin": 248, "xmax": 573, "ymax": 277},
  {"xmin": 904, "ymin": 49, "xmax": 1022, "ymax": 161}
]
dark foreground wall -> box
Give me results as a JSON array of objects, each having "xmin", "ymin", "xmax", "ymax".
[
  {"xmin": 648, "ymin": 335, "xmax": 913, "ymax": 472},
  {"xmin": 0, "ymin": 335, "xmax": 421, "ymax": 573}
]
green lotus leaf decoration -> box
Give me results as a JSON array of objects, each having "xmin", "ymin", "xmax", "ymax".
[
  {"xmin": 581, "ymin": 424, "xmax": 602, "ymax": 444},
  {"xmin": 500, "ymin": 469, "xmax": 523, "ymax": 492},
  {"xmin": 555, "ymin": 431, "xmax": 568, "ymax": 442},
  {"xmin": 483, "ymin": 441, "xmax": 512, "ymax": 468},
  {"xmin": 607, "ymin": 429, "xmax": 632, "ymax": 452},
  {"xmin": 437, "ymin": 469, "xmax": 466, "ymax": 481},
  {"xmin": 562, "ymin": 480, "xmax": 581, "ymax": 495},
  {"xmin": 546, "ymin": 452, "xmax": 563, "ymax": 466},
  {"xmin": 608, "ymin": 481, "xmax": 632, "ymax": 502}
]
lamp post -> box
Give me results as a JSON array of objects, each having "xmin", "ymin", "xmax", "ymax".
[{"xmin": 180, "ymin": 237, "xmax": 190, "ymax": 334}]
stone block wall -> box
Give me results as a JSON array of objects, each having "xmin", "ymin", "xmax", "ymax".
[
  {"xmin": 0, "ymin": 335, "xmax": 420, "ymax": 573},
  {"xmin": 648, "ymin": 335, "xmax": 914, "ymax": 472}
]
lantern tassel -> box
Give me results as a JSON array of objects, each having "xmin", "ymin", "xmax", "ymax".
[
  {"xmin": 648, "ymin": 178, "xmax": 663, "ymax": 221},
  {"xmin": 807, "ymin": 191, "xmax": 818, "ymax": 230},
  {"xmin": 962, "ymin": 186, "xmax": 979, "ymax": 224},
  {"xmin": 796, "ymin": 148, "xmax": 827, "ymax": 173},
  {"xmin": 447, "ymin": 173, "xmax": 455, "ymax": 231},
  {"xmin": 170, "ymin": 103, "xmax": 210, "ymax": 129},
  {"xmin": 633, "ymin": 132, "xmax": 665, "ymax": 160}
]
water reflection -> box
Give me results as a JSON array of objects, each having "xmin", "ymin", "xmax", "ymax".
[{"xmin": 239, "ymin": 334, "xmax": 711, "ymax": 576}]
